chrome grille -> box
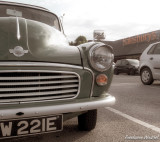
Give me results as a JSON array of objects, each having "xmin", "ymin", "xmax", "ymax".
[{"xmin": 0, "ymin": 71, "xmax": 80, "ymax": 103}]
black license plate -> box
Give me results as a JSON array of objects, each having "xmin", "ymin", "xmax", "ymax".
[{"xmin": 0, "ymin": 114, "xmax": 63, "ymax": 139}]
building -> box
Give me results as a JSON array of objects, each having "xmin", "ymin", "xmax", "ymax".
[{"xmin": 103, "ymin": 30, "xmax": 160, "ymax": 62}]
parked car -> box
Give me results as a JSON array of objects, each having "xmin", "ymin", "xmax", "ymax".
[
  {"xmin": 139, "ymin": 42, "xmax": 160, "ymax": 85},
  {"xmin": 0, "ymin": 1, "xmax": 115, "ymax": 139},
  {"xmin": 114, "ymin": 59, "xmax": 139, "ymax": 75},
  {"xmin": 112, "ymin": 62, "xmax": 115, "ymax": 68}
]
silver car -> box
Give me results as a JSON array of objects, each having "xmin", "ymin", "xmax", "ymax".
[{"xmin": 140, "ymin": 42, "xmax": 160, "ymax": 85}]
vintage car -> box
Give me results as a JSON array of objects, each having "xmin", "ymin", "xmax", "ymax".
[{"xmin": 0, "ymin": 1, "xmax": 115, "ymax": 139}]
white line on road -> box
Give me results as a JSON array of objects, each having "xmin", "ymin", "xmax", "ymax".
[
  {"xmin": 148, "ymin": 86, "xmax": 160, "ymax": 90},
  {"xmin": 111, "ymin": 83, "xmax": 160, "ymax": 89},
  {"xmin": 106, "ymin": 107, "xmax": 160, "ymax": 134},
  {"xmin": 111, "ymin": 83, "xmax": 138, "ymax": 86}
]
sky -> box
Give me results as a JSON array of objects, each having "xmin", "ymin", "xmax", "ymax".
[{"xmin": 2, "ymin": 0, "xmax": 160, "ymax": 41}]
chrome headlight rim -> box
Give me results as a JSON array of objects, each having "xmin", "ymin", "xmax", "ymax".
[{"xmin": 89, "ymin": 43, "xmax": 114, "ymax": 72}]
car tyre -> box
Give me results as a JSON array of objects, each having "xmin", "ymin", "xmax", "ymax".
[
  {"xmin": 114, "ymin": 69, "xmax": 119, "ymax": 75},
  {"xmin": 78, "ymin": 109, "xmax": 97, "ymax": 131},
  {"xmin": 130, "ymin": 69, "xmax": 135, "ymax": 75},
  {"xmin": 140, "ymin": 68, "xmax": 153, "ymax": 85}
]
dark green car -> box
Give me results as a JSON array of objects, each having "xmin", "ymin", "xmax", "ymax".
[{"xmin": 0, "ymin": 1, "xmax": 115, "ymax": 139}]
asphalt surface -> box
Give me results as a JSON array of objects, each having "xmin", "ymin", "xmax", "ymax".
[{"xmin": 3, "ymin": 74, "xmax": 160, "ymax": 142}]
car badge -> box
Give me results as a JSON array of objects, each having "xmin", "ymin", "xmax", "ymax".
[{"xmin": 9, "ymin": 46, "xmax": 28, "ymax": 57}]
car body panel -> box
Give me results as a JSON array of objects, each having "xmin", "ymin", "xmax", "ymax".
[
  {"xmin": 118, "ymin": 60, "xmax": 129, "ymax": 73},
  {"xmin": 0, "ymin": 17, "xmax": 81, "ymax": 65},
  {"xmin": 78, "ymin": 42, "xmax": 114, "ymax": 97},
  {"xmin": 114, "ymin": 59, "xmax": 139, "ymax": 75}
]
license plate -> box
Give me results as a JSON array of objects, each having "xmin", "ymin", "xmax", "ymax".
[{"xmin": 0, "ymin": 114, "xmax": 63, "ymax": 139}]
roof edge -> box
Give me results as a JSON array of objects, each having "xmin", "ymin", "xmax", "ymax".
[{"xmin": 0, "ymin": 1, "xmax": 50, "ymax": 12}]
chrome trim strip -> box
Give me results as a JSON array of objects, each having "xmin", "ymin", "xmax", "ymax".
[
  {"xmin": 0, "ymin": 62, "xmax": 83, "ymax": 69},
  {"xmin": 16, "ymin": 17, "xmax": 21, "ymax": 40},
  {"xmin": 24, "ymin": 18, "xmax": 39, "ymax": 55},
  {"xmin": 84, "ymin": 67, "xmax": 95, "ymax": 97},
  {"xmin": 0, "ymin": 70, "xmax": 81, "ymax": 103},
  {"xmin": 0, "ymin": 95, "xmax": 115, "ymax": 119},
  {"xmin": 24, "ymin": 18, "xmax": 32, "ymax": 54}
]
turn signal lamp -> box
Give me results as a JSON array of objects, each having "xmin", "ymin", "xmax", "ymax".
[{"xmin": 96, "ymin": 74, "xmax": 108, "ymax": 86}]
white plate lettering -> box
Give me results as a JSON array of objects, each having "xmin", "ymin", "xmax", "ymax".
[
  {"xmin": 30, "ymin": 119, "xmax": 41, "ymax": 133},
  {"xmin": 0, "ymin": 115, "xmax": 63, "ymax": 139},
  {"xmin": 0, "ymin": 122, "xmax": 12, "ymax": 137},
  {"xmin": 47, "ymin": 117, "xmax": 57, "ymax": 131},
  {"xmin": 17, "ymin": 121, "xmax": 29, "ymax": 135}
]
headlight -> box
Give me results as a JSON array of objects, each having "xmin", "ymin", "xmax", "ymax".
[{"xmin": 89, "ymin": 44, "xmax": 114, "ymax": 72}]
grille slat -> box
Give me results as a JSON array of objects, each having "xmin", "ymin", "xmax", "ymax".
[
  {"xmin": 0, "ymin": 89, "xmax": 78, "ymax": 97},
  {"xmin": 1, "ymin": 94, "xmax": 76, "ymax": 102},
  {"xmin": 0, "ymin": 79, "xmax": 78, "ymax": 86},
  {"xmin": 0, "ymin": 71, "xmax": 80, "ymax": 103},
  {"xmin": 0, "ymin": 84, "xmax": 78, "ymax": 92},
  {"xmin": 0, "ymin": 75, "xmax": 76, "ymax": 80}
]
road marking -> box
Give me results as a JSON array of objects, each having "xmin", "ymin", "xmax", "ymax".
[
  {"xmin": 148, "ymin": 86, "xmax": 160, "ymax": 90},
  {"xmin": 111, "ymin": 83, "xmax": 160, "ymax": 89},
  {"xmin": 113, "ymin": 83, "xmax": 138, "ymax": 85},
  {"xmin": 111, "ymin": 83, "xmax": 139, "ymax": 86},
  {"xmin": 106, "ymin": 107, "xmax": 160, "ymax": 134}
]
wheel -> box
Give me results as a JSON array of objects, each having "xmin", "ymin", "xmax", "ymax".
[
  {"xmin": 140, "ymin": 68, "xmax": 154, "ymax": 85},
  {"xmin": 78, "ymin": 109, "xmax": 97, "ymax": 131},
  {"xmin": 114, "ymin": 69, "xmax": 119, "ymax": 75},
  {"xmin": 127, "ymin": 70, "xmax": 130, "ymax": 75},
  {"xmin": 130, "ymin": 69, "xmax": 135, "ymax": 75}
]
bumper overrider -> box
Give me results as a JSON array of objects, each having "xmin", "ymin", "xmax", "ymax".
[{"xmin": 0, "ymin": 95, "xmax": 115, "ymax": 120}]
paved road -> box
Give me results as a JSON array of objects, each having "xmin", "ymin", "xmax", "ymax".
[
  {"xmin": 3, "ymin": 75, "xmax": 160, "ymax": 142},
  {"xmin": 110, "ymin": 75, "xmax": 160, "ymax": 128}
]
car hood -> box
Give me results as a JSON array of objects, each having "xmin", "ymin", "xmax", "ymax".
[
  {"xmin": 0, "ymin": 17, "xmax": 81, "ymax": 65},
  {"xmin": 131, "ymin": 65, "xmax": 139, "ymax": 69}
]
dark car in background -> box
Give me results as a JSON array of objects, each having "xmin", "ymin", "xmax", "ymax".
[{"xmin": 114, "ymin": 59, "xmax": 139, "ymax": 75}]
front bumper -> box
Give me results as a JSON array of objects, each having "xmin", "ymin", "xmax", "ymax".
[{"xmin": 0, "ymin": 94, "xmax": 115, "ymax": 120}]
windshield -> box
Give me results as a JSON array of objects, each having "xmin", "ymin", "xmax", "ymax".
[
  {"xmin": 0, "ymin": 4, "xmax": 60, "ymax": 31},
  {"xmin": 127, "ymin": 59, "xmax": 139, "ymax": 66}
]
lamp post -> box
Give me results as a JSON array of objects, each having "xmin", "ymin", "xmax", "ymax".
[{"xmin": 60, "ymin": 13, "xmax": 65, "ymax": 25}]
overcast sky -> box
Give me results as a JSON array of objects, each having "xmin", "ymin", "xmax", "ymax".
[{"xmin": 3, "ymin": 0, "xmax": 160, "ymax": 41}]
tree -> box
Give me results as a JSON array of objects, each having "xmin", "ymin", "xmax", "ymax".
[
  {"xmin": 69, "ymin": 41, "xmax": 74, "ymax": 46},
  {"xmin": 74, "ymin": 36, "xmax": 87, "ymax": 46}
]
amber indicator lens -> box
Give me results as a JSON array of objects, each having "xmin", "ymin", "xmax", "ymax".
[{"xmin": 96, "ymin": 74, "xmax": 108, "ymax": 86}]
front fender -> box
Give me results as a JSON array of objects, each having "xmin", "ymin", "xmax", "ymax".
[{"xmin": 77, "ymin": 42, "xmax": 114, "ymax": 97}]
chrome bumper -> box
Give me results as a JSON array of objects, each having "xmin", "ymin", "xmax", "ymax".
[{"xmin": 0, "ymin": 94, "xmax": 115, "ymax": 120}]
